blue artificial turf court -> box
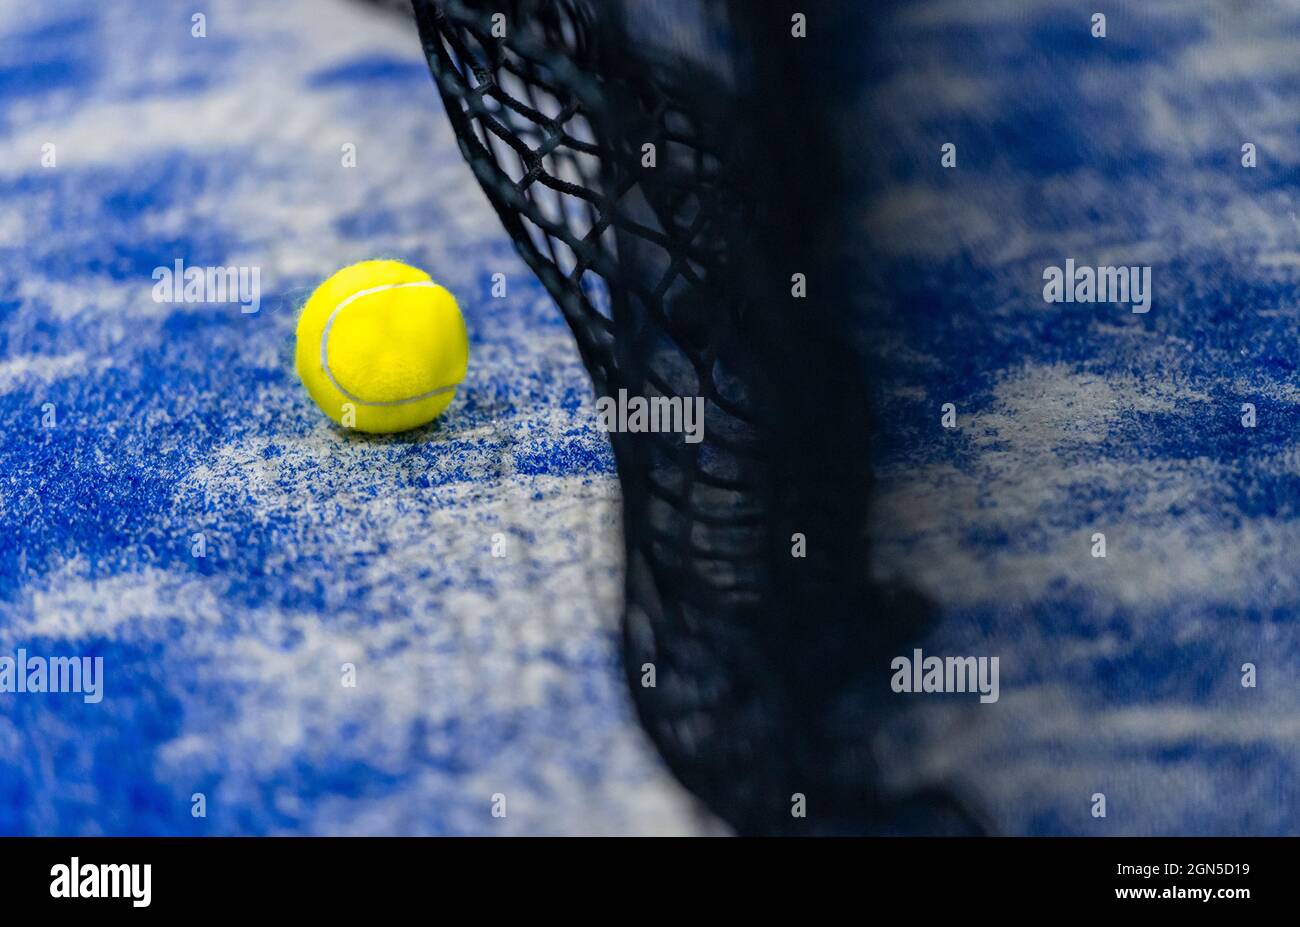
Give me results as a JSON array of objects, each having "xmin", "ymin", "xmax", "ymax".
[{"xmin": 0, "ymin": 0, "xmax": 1296, "ymax": 836}]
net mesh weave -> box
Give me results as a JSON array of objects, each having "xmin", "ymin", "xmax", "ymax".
[{"xmin": 413, "ymin": 0, "xmax": 986, "ymax": 835}]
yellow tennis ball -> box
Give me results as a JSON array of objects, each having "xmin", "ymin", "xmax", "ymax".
[{"xmin": 295, "ymin": 260, "xmax": 469, "ymax": 434}]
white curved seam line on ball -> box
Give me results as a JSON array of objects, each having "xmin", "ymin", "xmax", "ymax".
[{"xmin": 319, "ymin": 280, "xmax": 462, "ymax": 407}]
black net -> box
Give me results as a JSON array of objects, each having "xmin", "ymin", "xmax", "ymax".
[{"xmin": 413, "ymin": 0, "xmax": 987, "ymax": 835}]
